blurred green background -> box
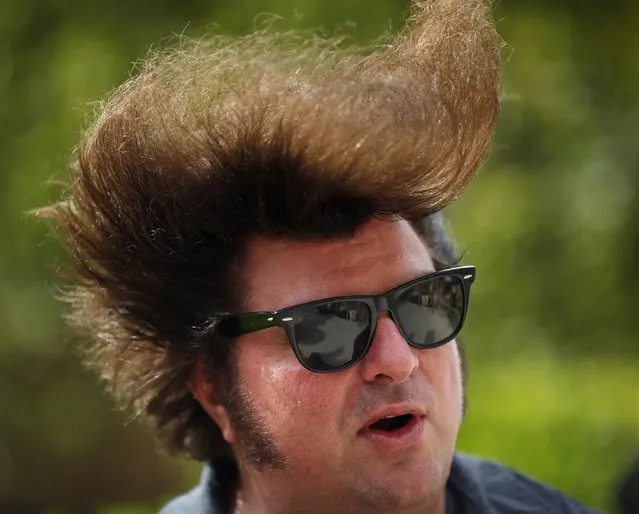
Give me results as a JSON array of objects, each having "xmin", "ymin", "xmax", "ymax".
[{"xmin": 1, "ymin": 0, "xmax": 638, "ymax": 513}]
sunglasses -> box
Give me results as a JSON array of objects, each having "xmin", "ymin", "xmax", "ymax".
[{"xmin": 217, "ymin": 266, "xmax": 475, "ymax": 373}]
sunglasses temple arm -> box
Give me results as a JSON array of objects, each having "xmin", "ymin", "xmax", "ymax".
[{"xmin": 234, "ymin": 313, "xmax": 279, "ymax": 336}]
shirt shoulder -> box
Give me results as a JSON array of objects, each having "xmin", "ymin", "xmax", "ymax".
[
  {"xmin": 158, "ymin": 485, "xmax": 208, "ymax": 514},
  {"xmin": 158, "ymin": 456, "xmax": 238, "ymax": 514},
  {"xmin": 157, "ymin": 466, "xmax": 218, "ymax": 514},
  {"xmin": 449, "ymin": 453, "xmax": 601, "ymax": 514}
]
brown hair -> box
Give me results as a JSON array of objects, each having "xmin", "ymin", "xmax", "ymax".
[{"xmin": 39, "ymin": 0, "xmax": 501, "ymax": 461}]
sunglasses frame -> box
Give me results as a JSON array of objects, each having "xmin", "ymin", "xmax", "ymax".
[{"xmin": 217, "ymin": 266, "xmax": 476, "ymax": 373}]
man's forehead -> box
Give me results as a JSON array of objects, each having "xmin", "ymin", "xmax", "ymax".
[{"xmin": 239, "ymin": 219, "xmax": 435, "ymax": 310}]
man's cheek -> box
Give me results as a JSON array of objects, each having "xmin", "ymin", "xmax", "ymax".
[{"xmin": 423, "ymin": 345, "xmax": 461, "ymax": 385}]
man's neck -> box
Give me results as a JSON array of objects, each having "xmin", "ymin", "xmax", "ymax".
[{"xmin": 232, "ymin": 467, "xmax": 446, "ymax": 514}]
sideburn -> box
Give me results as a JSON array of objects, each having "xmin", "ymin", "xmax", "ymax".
[{"xmin": 217, "ymin": 348, "xmax": 290, "ymax": 471}]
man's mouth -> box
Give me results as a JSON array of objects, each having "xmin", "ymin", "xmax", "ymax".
[
  {"xmin": 357, "ymin": 407, "xmax": 426, "ymax": 449},
  {"xmin": 368, "ymin": 413, "xmax": 415, "ymax": 432}
]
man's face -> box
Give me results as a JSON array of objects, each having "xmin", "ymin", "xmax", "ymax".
[{"xmin": 226, "ymin": 219, "xmax": 464, "ymax": 511}]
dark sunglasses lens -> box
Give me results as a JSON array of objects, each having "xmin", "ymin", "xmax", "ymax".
[
  {"xmin": 292, "ymin": 301, "xmax": 371, "ymax": 372},
  {"xmin": 395, "ymin": 276, "xmax": 464, "ymax": 347}
]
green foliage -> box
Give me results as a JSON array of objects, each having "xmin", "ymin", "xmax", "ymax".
[
  {"xmin": 458, "ymin": 357, "xmax": 637, "ymax": 511},
  {"xmin": 1, "ymin": 0, "xmax": 637, "ymax": 512},
  {"xmin": 95, "ymin": 506, "xmax": 156, "ymax": 514}
]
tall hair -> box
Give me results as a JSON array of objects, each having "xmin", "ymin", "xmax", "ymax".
[{"xmin": 39, "ymin": 0, "xmax": 501, "ymax": 461}]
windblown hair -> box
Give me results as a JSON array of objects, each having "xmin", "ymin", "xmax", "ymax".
[{"xmin": 39, "ymin": 0, "xmax": 501, "ymax": 461}]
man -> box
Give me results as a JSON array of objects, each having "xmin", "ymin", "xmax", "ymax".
[{"xmin": 41, "ymin": 0, "xmax": 599, "ymax": 512}]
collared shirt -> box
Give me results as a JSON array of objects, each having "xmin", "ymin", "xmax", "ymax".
[{"xmin": 159, "ymin": 453, "xmax": 600, "ymax": 514}]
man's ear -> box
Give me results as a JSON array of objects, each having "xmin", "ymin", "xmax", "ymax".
[{"xmin": 188, "ymin": 357, "xmax": 238, "ymax": 445}]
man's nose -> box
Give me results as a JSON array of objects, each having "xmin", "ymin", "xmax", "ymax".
[{"xmin": 357, "ymin": 314, "xmax": 419, "ymax": 384}]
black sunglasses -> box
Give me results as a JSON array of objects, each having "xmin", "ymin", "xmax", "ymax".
[{"xmin": 217, "ymin": 266, "xmax": 476, "ymax": 373}]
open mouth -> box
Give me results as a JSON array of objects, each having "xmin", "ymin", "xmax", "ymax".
[{"xmin": 368, "ymin": 413, "xmax": 415, "ymax": 432}]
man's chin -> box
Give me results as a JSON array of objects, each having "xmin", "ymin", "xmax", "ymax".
[{"xmin": 350, "ymin": 452, "xmax": 447, "ymax": 510}]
